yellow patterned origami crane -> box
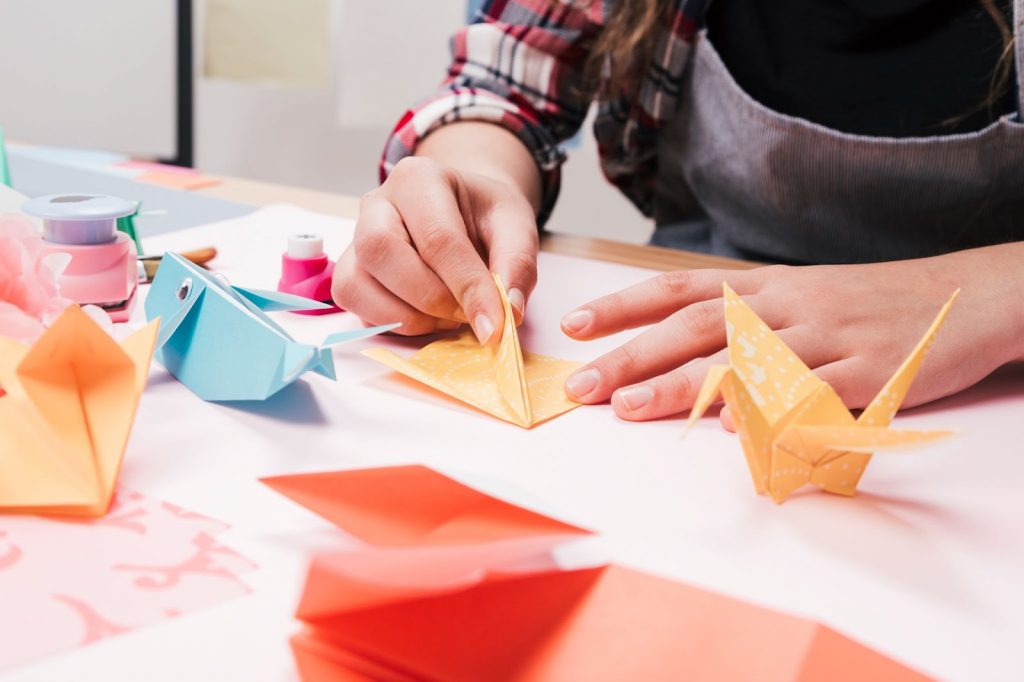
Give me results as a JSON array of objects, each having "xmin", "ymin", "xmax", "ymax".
[
  {"xmin": 364, "ymin": 274, "xmax": 581, "ymax": 428},
  {"xmin": 687, "ymin": 284, "xmax": 957, "ymax": 504},
  {"xmin": 0, "ymin": 305, "xmax": 159, "ymax": 516}
]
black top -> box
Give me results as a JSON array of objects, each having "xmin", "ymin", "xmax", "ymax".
[{"xmin": 705, "ymin": 0, "xmax": 1017, "ymax": 137}]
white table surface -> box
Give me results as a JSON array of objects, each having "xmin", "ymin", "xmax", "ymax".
[{"xmin": 6, "ymin": 205, "xmax": 1023, "ymax": 682}]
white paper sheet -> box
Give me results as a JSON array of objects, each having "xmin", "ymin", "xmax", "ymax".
[{"xmin": 7, "ymin": 204, "xmax": 1024, "ymax": 682}]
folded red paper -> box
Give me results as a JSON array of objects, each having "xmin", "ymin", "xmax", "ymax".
[
  {"xmin": 262, "ymin": 465, "xmax": 590, "ymax": 545},
  {"xmin": 264, "ymin": 466, "xmax": 930, "ymax": 682}
]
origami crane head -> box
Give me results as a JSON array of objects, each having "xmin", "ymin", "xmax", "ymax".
[
  {"xmin": 0, "ymin": 305, "xmax": 159, "ymax": 516},
  {"xmin": 145, "ymin": 252, "xmax": 396, "ymax": 401},
  {"xmin": 687, "ymin": 285, "xmax": 958, "ymax": 504}
]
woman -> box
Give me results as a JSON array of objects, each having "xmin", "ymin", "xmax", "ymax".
[{"xmin": 332, "ymin": 0, "xmax": 1024, "ymax": 425}]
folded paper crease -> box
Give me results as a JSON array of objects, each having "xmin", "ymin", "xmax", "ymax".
[{"xmin": 363, "ymin": 275, "xmax": 580, "ymax": 428}]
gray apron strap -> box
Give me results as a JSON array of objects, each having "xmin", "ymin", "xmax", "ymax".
[{"xmin": 1016, "ymin": 0, "xmax": 1024, "ymax": 113}]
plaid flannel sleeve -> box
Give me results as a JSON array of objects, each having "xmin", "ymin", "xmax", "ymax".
[{"xmin": 381, "ymin": 0, "xmax": 604, "ymax": 226}]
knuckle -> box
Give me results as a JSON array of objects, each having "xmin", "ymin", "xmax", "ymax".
[
  {"xmin": 756, "ymin": 263, "xmax": 791, "ymax": 286},
  {"xmin": 605, "ymin": 342, "xmax": 645, "ymax": 380},
  {"xmin": 667, "ymin": 369, "xmax": 695, "ymax": 401},
  {"xmin": 593, "ymin": 290, "xmax": 626, "ymax": 319},
  {"xmin": 390, "ymin": 155, "xmax": 430, "ymax": 179},
  {"xmin": 675, "ymin": 300, "xmax": 721, "ymax": 339},
  {"xmin": 503, "ymin": 249, "xmax": 538, "ymax": 284},
  {"xmin": 395, "ymin": 314, "xmax": 434, "ymax": 336},
  {"xmin": 656, "ymin": 270, "xmax": 693, "ymax": 298},
  {"xmin": 353, "ymin": 226, "xmax": 394, "ymax": 270},
  {"xmin": 418, "ymin": 222, "xmax": 459, "ymax": 258},
  {"xmin": 452, "ymin": 273, "xmax": 489, "ymax": 312},
  {"xmin": 359, "ymin": 189, "xmax": 381, "ymax": 209},
  {"xmin": 330, "ymin": 263, "xmax": 358, "ymax": 308},
  {"xmin": 416, "ymin": 286, "xmax": 454, "ymax": 317}
]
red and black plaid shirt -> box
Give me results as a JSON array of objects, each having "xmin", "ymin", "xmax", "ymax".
[{"xmin": 381, "ymin": 0, "xmax": 706, "ymax": 225}]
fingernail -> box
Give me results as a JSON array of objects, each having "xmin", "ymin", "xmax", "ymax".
[
  {"xmin": 565, "ymin": 368, "xmax": 600, "ymax": 398},
  {"xmin": 616, "ymin": 385, "xmax": 653, "ymax": 411},
  {"xmin": 507, "ymin": 287, "xmax": 526, "ymax": 322},
  {"xmin": 473, "ymin": 314, "xmax": 495, "ymax": 344},
  {"xmin": 561, "ymin": 308, "xmax": 593, "ymax": 335},
  {"xmin": 437, "ymin": 319, "xmax": 462, "ymax": 331}
]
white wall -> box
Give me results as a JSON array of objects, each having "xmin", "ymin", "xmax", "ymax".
[
  {"xmin": 193, "ymin": 0, "xmax": 652, "ymax": 244},
  {"xmin": 0, "ymin": 0, "xmax": 176, "ymax": 157}
]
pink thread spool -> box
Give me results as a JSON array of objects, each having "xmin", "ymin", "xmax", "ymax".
[
  {"xmin": 278, "ymin": 234, "xmax": 341, "ymax": 315},
  {"xmin": 23, "ymin": 194, "xmax": 139, "ymax": 322}
]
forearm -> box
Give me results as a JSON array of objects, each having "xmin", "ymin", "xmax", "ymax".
[{"xmin": 416, "ymin": 121, "xmax": 543, "ymax": 216}]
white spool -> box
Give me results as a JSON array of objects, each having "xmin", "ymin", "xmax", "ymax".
[{"xmin": 287, "ymin": 233, "xmax": 325, "ymax": 259}]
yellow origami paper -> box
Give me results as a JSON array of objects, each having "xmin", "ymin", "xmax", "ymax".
[
  {"xmin": 0, "ymin": 306, "xmax": 159, "ymax": 516},
  {"xmin": 364, "ymin": 275, "xmax": 581, "ymax": 428},
  {"xmin": 687, "ymin": 284, "xmax": 957, "ymax": 504}
]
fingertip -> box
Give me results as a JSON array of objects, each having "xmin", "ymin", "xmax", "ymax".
[
  {"xmin": 560, "ymin": 308, "xmax": 594, "ymax": 338},
  {"xmin": 720, "ymin": 405, "xmax": 736, "ymax": 432},
  {"xmin": 507, "ymin": 287, "xmax": 526, "ymax": 325},
  {"xmin": 611, "ymin": 384, "xmax": 654, "ymax": 421},
  {"xmin": 473, "ymin": 313, "xmax": 497, "ymax": 345},
  {"xmin": 565, "ymin": 367, "xmax": 601, "ymax": 403}
]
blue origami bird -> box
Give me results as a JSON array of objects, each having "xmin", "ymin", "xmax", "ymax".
[{"xmin": 145, "ymin": 252, "xmax": 397, "ymax": 401}]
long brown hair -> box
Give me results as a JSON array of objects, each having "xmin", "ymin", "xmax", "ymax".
[{"xmin": 586, "ymin": 0, "xmax": 1016, "ymax": 117}]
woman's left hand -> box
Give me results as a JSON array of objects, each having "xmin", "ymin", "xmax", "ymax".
[{"xmin": 560, "ymin": 243, "xmax": 1024, "ymax": 425}]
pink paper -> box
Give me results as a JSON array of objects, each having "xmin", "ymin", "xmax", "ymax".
[
  {"xmin": 0, "ymin": 489, "xmax": 257, "ymax": 671},
  {"xmin": 135, "ymin": 171, "xmax": 221, "ymax": 191},
  {"xmin": 114, "ymin": 160, "xmax": 199, "ymax": 175}
]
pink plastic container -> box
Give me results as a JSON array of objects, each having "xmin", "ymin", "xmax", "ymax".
[
  {"xmin": 38, "ymin": 233, "xmax": 137, "ymax": 321},
  {"xmin": 23, "ymin": 194, "xmax": 139, "ymax": 322},
  {"xmin": 277, "ymin": 234, "xmax": 341, "ymax": 315}
]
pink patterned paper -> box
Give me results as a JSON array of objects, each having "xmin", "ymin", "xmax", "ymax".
[{"xmin": 0, "ymin": 490, "xmax": 257, "ymax": 671}]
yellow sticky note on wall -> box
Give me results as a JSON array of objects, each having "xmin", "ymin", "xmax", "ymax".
[
  {"xmin": 204, "ymin": 0, "xmax": 331, "ymax": 88},
  {"xmin": 364, "ymin": 275, "xmax": 581, "ymax": 428}
]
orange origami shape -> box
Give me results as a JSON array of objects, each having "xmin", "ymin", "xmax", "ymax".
[
  {"xmin": 0, "ymin": 306, "xmax": 159, "ymax": 516},
  {"xmin": 687, "ymin": 285, "xmax": 957, "ymax": 503},
  {"xmin": 262, "ymin": 464, "xmax": 590, "ymax": 545}
]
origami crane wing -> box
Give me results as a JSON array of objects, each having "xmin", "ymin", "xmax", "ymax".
[
  {"xmin": 777, "ymin": 425, "xmax": 955, "ymax": 455},
  {"xmin": 858, "ymin": 290, "xmax": 960, "ymax": 428}
]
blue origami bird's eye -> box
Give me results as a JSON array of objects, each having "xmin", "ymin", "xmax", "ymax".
[{"xmin": 176, "ymin": 277, "xmax": 193, "ymax": 301}]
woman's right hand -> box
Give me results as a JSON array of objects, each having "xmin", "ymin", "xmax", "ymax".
[{"xmin": 332, "ymin": 153, "xmax": 540, "ymax": 344}]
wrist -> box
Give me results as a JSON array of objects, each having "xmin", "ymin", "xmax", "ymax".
[
  {"xmin": 949, "ymin": 242, "xmax": 1024, "ymax": 363},
  {"xmin": 415, "ymin": 121, "xmax": 543, "ymax": 214}
]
